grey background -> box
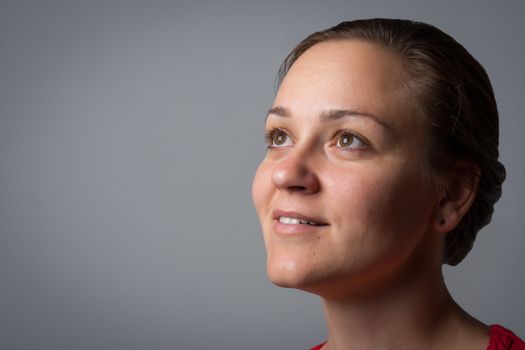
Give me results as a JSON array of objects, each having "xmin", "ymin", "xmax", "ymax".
[{"xmin": 1, "ymin": 0, "xmax": 523, "ymax": 349}]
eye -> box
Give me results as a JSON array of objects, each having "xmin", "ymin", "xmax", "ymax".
[
  {"xmin": 265, "ymin": 128, "xmax": 292, "ymax": 148},
  {"xmin": 335, "ymin": 130, "xmax": 367, "ymax": 150}
]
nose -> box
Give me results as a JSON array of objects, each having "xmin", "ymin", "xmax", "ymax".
[{"xmin": 271, "ymin": 150, "xmax": 320, "ymax": 195}]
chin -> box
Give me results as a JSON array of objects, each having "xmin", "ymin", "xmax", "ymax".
[
  {"xmin": 265, "ymin": 253, "xmax": 373, "ymax": 299},
  {"xmin": 266, "ymin": 256, "xmax": 326, "ymax": 291}
]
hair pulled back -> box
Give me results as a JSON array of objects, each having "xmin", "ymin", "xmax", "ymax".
[{"xmin": 277, "ymin": 19, "xmax": 506, "ymax": 265}]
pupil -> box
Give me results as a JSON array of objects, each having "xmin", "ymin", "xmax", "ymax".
[
  {"xmin": 276, "ymin": 133, "xmax": 285, "ymax": 145},
  {"xmin": 341, "ymin": 135, "xmax": 352, "ymax": 146}
]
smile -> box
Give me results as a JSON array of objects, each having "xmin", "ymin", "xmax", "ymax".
[
  {"xmin": 274, "ymin": 210, "xmax": 328, "ymax": 226},
  {"xmin": 278, "ymin": 216, "xmax": 325, "ymax": 226},
  {"xmin": 272, "ymin": 210, "xmax": 328, "ymax": 235}
]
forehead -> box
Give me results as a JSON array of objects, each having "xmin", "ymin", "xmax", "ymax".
[{"xmin": 274, "ymin": 40, "xmax": 415, "ymax": 129}]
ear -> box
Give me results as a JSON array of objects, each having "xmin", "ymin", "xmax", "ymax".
[{"xmin": 431, "ymin": 162, "xmax": 480, "ymax": 234}]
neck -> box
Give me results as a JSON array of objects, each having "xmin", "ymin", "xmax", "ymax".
[{"xmin": 320, "ymin": 265, "xmax": 487, "ymax": 350}]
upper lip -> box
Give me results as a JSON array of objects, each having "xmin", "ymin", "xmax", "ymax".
[{"xmin": 273, "ymin": 209, "xmax": 329, "ymax": 225}]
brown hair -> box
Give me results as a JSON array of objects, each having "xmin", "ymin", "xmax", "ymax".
[{"xmin": 277, "ymin": 18, "xmax": 506, "ymax": 265}]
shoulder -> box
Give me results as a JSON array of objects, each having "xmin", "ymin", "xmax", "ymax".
[
  {"xmin": 310, "ymin": 342, "xmax": 326, "ymax": 350},
  {"xmin": 308, "ymin": 325, "xmax": 525, "ymax": 350},
  {"xmin": 488, "ymin": 324, "xmax": 525, "ymax": 350}
]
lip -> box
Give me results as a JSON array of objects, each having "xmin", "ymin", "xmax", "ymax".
[{"xmin": 272, "ymin": 209, "xmax": 329, "ymax": 235}]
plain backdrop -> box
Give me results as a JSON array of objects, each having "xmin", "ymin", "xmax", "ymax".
[{"xmin": 1, "ymin": 0, "xmax": 524, "ymax": 349}]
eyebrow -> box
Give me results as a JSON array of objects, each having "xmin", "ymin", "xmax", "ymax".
[{"xmin": 266, "ymin": 106, "xmax": 393, "ymax": 132}]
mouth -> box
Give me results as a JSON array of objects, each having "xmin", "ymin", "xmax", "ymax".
[
  {"xmin": 278, "ymin": 216, "xmax": 326, "ymax": 226},
  {"xmin": 273, "ymin": 210, "xmax": 329, "ymax": 227}
]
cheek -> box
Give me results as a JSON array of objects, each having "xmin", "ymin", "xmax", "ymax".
[
  {"xmin": 326, "ymin": 162, "xmax": 431, "ymax": 236},
  {"xmin": 252, "ymin": 161, "xmax": 272, "ymax": 217},
  {"xmin": 320, "ymin": 164, "xmax": 433, "ymax": 278},
  {"xmin": 324, "ymin": 166, "xmax": 386, "ymax": 222}
]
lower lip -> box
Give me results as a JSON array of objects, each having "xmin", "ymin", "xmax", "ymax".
[{"xmin": 272, "ymin": 219, "xmax": 327, "ymax": 235}]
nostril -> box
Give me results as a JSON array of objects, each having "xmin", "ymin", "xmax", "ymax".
[
  {"xmin": 270, "ymin": 154, "xmax": 320, "ymax": 194},
  {"xmin": 287, "ymin": 185, "xmax": 308, "ymax": 191}
]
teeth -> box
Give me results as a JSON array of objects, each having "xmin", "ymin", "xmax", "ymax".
[
  {"xmin": 279, "ymin": 216, "xmax": 301, "ymax": 224},
  {"xmin": 279, "ymin": 216, "xmax": 320, "ymax": 225}
]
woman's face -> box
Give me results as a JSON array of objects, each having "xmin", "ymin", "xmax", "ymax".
[{"xmin": 252, "ymin": 40, "xmax": 442, "ymax": 298}]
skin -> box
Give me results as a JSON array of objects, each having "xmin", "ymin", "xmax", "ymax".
[{"xmin": 252, "ymin": 40, "xmax": 488, "ymax": 349}]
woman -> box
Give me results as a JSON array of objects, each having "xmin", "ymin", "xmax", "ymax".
[{"xmin": 252, "ymin": 19, "xmax": 523, "ymax": 350}]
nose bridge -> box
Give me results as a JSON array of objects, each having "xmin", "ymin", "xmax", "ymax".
[{"xmin": 271, "ymin": 142, "xmax": 320, "ymax": 194}]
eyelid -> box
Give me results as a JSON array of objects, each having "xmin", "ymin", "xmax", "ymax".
[
  {"xmin": 264, "ymin": 127, "xmax": 294, "ymax": 148},
  {"xmin": 332, "ymin": 129, "xmax": 370, "ymax": 150},
  {"xmin": 263, "ymin": 127, "xmax": 371, "ymax": 152}
]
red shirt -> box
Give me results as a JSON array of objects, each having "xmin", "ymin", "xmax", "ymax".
[
  {"xmin": 311, "ymin": 324, "xmax": 525, "ymax": 350},
  {"xmin": 488, "ymin": 325, "xmax": 525, "ymax": 350}
]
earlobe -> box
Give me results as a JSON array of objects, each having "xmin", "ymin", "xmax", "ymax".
[
  {"xmin": 431, "ymin": 163, "xmax": 480, "ymax": 234},
  {"xmin": 433, "ymin": 205, "xmax": 460, "ymax": 233}
]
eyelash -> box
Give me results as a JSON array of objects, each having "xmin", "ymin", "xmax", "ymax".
[
  {"xmin": 264, "ymin": 128, "xmax": 289, "ymax": 149},
  {"xmin": 332, "ymin": 129, "xmax": 368, "ymax": 150},
  {"xmin": 264, "ymin": 128, "xmax": 369, "ymax": 151}
]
